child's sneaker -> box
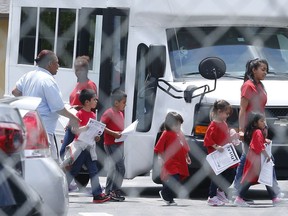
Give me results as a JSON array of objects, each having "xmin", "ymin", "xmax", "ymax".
[
  {"xmin": 207, "ymin": 196, "xmax": 225, "ymax": 206},
  {"xmin": 168, "ymin": 200, "xmax": 177, "ymax": 206},
  {"xmin": 109, "ymin": 191, "xmax": 125, "ymax": 202},
  {"xmin": 216, "ymin": 189, "xmax": 229, "ymax": 203},
  {"xmin": 159, "ymin": 190, "xmax": 170, "ymax": 205},
  {"xmin": 234, "ymin": 196, "xmax": 250, "ymax": 207},
  {"xmin": 93, "ymin": 193, "xmax": 111, "ymax": 203},
  {"xmin": 159, "ymin": 190, "xmax": 177, "ymax": 206},
  {"xmin": 272, "ymin": 197, "xmax": 285, "ymax": 206}
]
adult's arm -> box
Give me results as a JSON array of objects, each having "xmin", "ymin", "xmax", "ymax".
[
  {"xmin": 11, "ymin": 87, "xmax": 22, "ymax": 96},
  {"xmin": 57, "ymin": 107, "xmax": 80, "ymax": 128},
  {"xmin": 238, "ymin": 97, "xmax": 249, "ymax": 133}
]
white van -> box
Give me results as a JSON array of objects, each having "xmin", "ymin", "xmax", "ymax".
[{"xmin": 5, "ymin": 0, "xmax": 288, "ymax": 188}]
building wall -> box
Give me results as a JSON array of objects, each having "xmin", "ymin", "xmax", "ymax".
[{"xmin": 0, "ymin": 16, "xmax": 8, "ymax": 97}]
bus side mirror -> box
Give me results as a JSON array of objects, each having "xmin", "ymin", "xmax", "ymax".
[
  {"xmin": 198, "ymin": 57, "xmax": 226, "ymax": 80},
  {"xmin": 147, "ymin": 45, "xmax": 166, "ymax": 79},
  {"xmin": 183, "ymin": 57, "xmax": 226, "ymax": 103}
]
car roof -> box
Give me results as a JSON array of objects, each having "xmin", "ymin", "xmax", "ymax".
[{"xmin": 0, "ymin": 96, "xmax": 41, "ymax": 111}]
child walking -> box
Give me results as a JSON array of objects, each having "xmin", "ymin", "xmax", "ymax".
[
  {"xmin": 65, "ymin": 89, "xmax": 110, "ymax": 203},
  {"xmin": 204, "ymin": 100, "xmax": 238, "ymax": 206},
  {"xmin": 101, "ymin": 89, "xmax": 127, "ymax": 201},
  {"xmin": 234, "ymin": 112, "xmax": 282, "ymax": 207},
  {"xmin": 154, "ymin": 111, "xmax": 191, "ymax": 206}
]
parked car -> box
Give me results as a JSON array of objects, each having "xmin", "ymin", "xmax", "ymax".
[
  {"xmin": 0, "ymin": 103, "xmax": 43, "ymax": 216},
  {"xmin": 0, "ymin": 97, "xmax": 69, "ymax": 216}
]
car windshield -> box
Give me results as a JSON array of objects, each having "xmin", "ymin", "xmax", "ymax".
[{"xmin": 167, "ymin": 27, "xmax": 288, "ymax": 79}]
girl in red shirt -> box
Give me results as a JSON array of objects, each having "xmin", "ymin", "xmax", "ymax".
[
  {"xmin": 154, "ymin": 112, "xmax": 191, "ymax": 206},
  {"xmin": 235, "ymin": 112, "xmax": 281, "ymax": 207},
  {"xmin": 204, "ymin": 100, "xmax": 238, "ymax": 206}
]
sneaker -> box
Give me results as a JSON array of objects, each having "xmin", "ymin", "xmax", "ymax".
[
  {"xmin": 234, "ymin": 196, "xmax": 250, "ymax": 207},
  {"xmin": 277, "ymin": 192, "xmax": 285, "ymax": 198},
  {"xmin": 159, "ymin": 190, "xmax": 170, "ymax": 205},
  {"xmin": 243, "ymin": 198, "xmax": 254, "ymax": 205},
  {"xmin": 216, "ymin": 189, "xmax": 229, "ymax": 203},
  {"xmin": 168, "ymin": 200, "xmax": 177, "ymax": 206},
  {"xmin": 68, "ymin": 180, "xmax": 78, "ymax": 192},
  {"xmin": 272, "ymin": 197, "xmax": 285, "ymax": 206},
  {"xmin": 109, "ymin": 191, "xmax": 125, "ymax": 202},
  {"xmin": 159, "ymin": 190, "xmax": 177, "ymax": 206},
  {"xmin": 207, "ymin": 196, "xmax": 225, "ymax": 206},
  {"xmin": 93, "ymin": 193, "xmax": 111, "ymax": 203}
]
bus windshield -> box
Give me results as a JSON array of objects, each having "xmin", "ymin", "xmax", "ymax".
[{"xmin": 167, "ymin": 27, "xmax": 288, "ymax": 79}]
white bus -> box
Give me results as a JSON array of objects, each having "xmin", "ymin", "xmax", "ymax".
[{"xmin": 5, "ymin": 0, "xmax": 288, "ymax": 188}]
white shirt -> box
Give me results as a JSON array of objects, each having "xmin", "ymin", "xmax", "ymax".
[{"xmin": 16, "ymin": 67, "xmax": 65, "ymax": 133}]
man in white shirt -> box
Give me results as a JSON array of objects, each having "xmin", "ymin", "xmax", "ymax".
[{"xmin": 12, "ymin": 50, "xmax": 79, "ymax": 161}]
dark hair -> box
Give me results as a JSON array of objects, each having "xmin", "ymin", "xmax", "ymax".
[
  {"xmin": 164, "ymin": 111, "xmax": 184, "ymax": 131},
  {"xmin": 111, "ymin": 88, "xmax": 127, "ymax": 106},
  {"xmin": 244, "ymin": 112, "xmax": 265, "ymax": 145},
  {"xmin": 35, "ymin": 50, "xmax": 56, "ymax": 67},
  {"xmin": 74, "ymin": 56, "xmax": 90, "ymax": 71},
  {"xmin": 211, "ymin": 99, "xmax": 232, "ymax": 120},
  {"xmin": 244, "ymin": 58, "xmax": 268, "ymax": 83},
  {"xmin": 79, "ymin": 89, "xmax": 97, "ymax": 105}
]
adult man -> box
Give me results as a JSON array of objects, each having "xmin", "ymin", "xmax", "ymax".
[{"xmin": 12, "ymin": 50, "xmax": 79, "ymax": 161}]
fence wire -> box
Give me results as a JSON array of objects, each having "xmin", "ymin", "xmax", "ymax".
[{"xmin": 2, "ymin": 0, "xmax": 288, "ymax": 215}]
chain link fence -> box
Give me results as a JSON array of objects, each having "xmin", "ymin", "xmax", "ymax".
[{"xmin": 2, "ymin": 0, "xmax": 288, "ymax": 215}]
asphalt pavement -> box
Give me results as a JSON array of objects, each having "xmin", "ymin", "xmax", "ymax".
[{"xmin": 67, "ymin": 175, "xmax": 288, "ymax": 216}]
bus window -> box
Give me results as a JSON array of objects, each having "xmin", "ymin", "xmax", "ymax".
[
  {"xmin": 18, "ymin": 7, "xmax": 37, "ymax": 64},
  {"xmin": 133, "ymin": 44, "xmax": 149, "ymax": 132},
  {"xmin": 56, "ymin": 9, "xmax": 76, "ymax": 68}
]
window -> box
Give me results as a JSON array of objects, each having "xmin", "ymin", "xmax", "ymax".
[
  {"xmin": 18, "ymin": 7, "xmax": 37, "ymax": 64},
  {"xmin": 133, "ymin": 44, "xmax": 151, "ymax": 132},
  {"xmin": 18, "ymin": 7, "xmax": 76, "ymax": 68}
]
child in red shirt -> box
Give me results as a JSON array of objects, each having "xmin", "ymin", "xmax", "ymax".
[
  {"xmin": 234, "ymin": 112, "xmax": 282, "ymax": 207},
  {"xmin": 154, "ymin": 111, "xmax": 191, "ymax": 206},
  {"xmin": 100, "ymin": 89, "xmax": 127, "ymax": 201},
  {"xmin": 65, "ymin": 89, "xmax": 110, "ymax": 203},
  {"xmin": 204, "ymin": 100, "xmax": 239, "ymax": 206},
  {"xmin": 60, "ymin": 56, "xmax": 97, "ymax": 160}
]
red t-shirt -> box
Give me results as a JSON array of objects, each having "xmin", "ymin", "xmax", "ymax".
[
  {"xmin": 241, "ymin": 80, "xmax": 267, "ymax": 124},
  {"xmin": 74, "ymin": 109, "xmax": 96, "ymax": 140},
  {"xmin": 154, "ymin": 130, "xmax": 190, "ymax": 181},
  {"xmin": 204, "ymin": 121, "xmax": 231, "ymax": 154},
  {"xmin": 242, "ymin": 129, "xmax": 266, "ymax": 184},
  {"xmin": 100, "ymin": 108, "xmax": 124, "ymax": 145},
  {"xmin": 69, "ymin": 80, "xmax": 97, "ymax": 106}
]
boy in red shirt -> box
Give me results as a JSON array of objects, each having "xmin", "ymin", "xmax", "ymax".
[
  {"xmin": 65, "ymin": 89, "xmax": 110, "ymax": 203},
  {"xmin": 100, "ymin": 89, "xmax": 127, "ymax": 201}
]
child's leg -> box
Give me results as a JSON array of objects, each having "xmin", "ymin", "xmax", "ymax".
[
  {"xmin": 219, "ymin": 168, "xmax": 236, "ymax": 195},
  {"xmin": 66, "ymin": 151, "xmax": 86, "ymax": 185},
  {"xmin": 84, "ymin": 151, "xmax": 103, "ymax": 196},
  {"xmin": 161, "ymin": 174, "xmax": 180, "ymax": 201},
  {"xmin": 60, "ymin": 127, "xmax": 75, "ymax": 160},
  {"xmin": 208, "ymin": 180, "xmax": 218, "ymax": 198},
  {"xmin": 233, "ymin": 153, "xmax": 246, "ymax": 194},
  {"xmin": 266, "ymin": 185, "xmax": 277, "ymax": 200},
  {"xmin": 238, "ymin": 181, "xmax": 251, "ymax": 199},
  {"xmin": 104, "ymin": 144, "xmax": 117, "ymax": 194},
  {"xmin": 113, "ymin": 144, "xmax": 125, "ymax": 192}
]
